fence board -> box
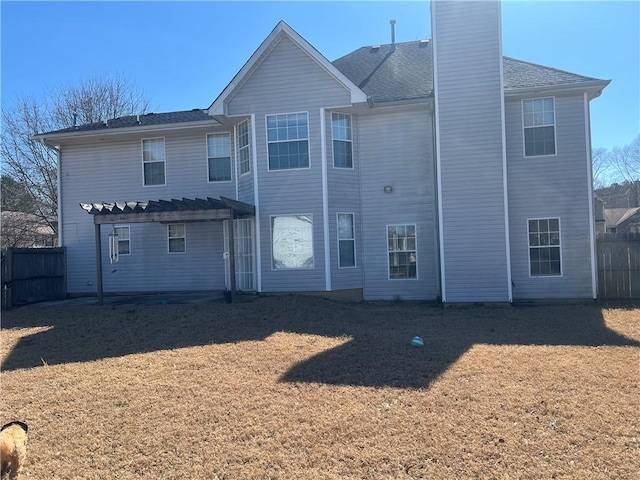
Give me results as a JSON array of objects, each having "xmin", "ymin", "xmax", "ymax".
[
  {"xmin": 596, "ymin": 233, "xmax": 640, "ymax": 299},
  {"xmin": 1, "ymin": 247, "xmax": 66, "ymax": 309}
]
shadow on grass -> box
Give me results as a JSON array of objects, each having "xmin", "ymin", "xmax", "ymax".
[{"xmin": 2, "ymin": 297, "xmax": 638, "ymax": 388}]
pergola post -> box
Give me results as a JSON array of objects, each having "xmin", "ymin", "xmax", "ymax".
[
  {"xmin": 228, "ymin": 209, "xmax": 236, "ymax": 304},
  {"xmin": 95, "ymin": 223, "xmax": 103, "ymax": 305}
]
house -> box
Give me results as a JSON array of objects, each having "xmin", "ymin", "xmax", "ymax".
[
  {"xmin": 33, "ymin": 1, "xmax": 609, "ymax": 303},
  {"xmin": 604, "ymin": 207, "xmax": 640, "ymax": 234},
  {"xmin": 1, "ymin": 212, "xmax": 57, "ymax": 249}
]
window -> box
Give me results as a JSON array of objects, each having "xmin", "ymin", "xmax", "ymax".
[
  {"xmin": 388, "ymin": 224, "xmax": 417, "ymax": 279},
  {"xmin": 528, "ymin": 218, "xmax": 561, "ymax": 276},
  {"xmin": 337, "ymin": 213, "xmax": 355, "ymax": 268},
  {"xmin": 237, "ymin": 120, "xmax": 251, "ymax": 175},
  {"xmin": 271, "ymin": 215, "xmax": 313, "ymax": 269},
  {"xmin": 168, "ymin": 223, "xmax": 186, "ymax": 253},
  {"xmin": 332, "ymin": 113, "xmax": 353, "ymax": 168},
  {"xmin": 523, "ymin": 98, "xmax": 556, "ymax": 156},
  {"xmin": 114, "ymin": 226, "xmax": 130, "ymax": 255},
  {"xmin": 266, "ymin": 113, "xmax": 309, "ymax": 170},
  {"xmin": 207, "ymin": 133, "xmax": 232, "ymax": 182},
  {"xmin": 142, "ymin": 138, "xmax": 166, "ymax": 185}
]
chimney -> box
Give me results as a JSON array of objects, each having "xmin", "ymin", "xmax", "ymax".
[{"xmin": 390, "ymin": 19, "xmax": 396, "ymax": 45}]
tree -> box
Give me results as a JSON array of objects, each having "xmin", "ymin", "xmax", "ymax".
[
  {"xmin": 591, "ymin": 146, "xmax": 611, "ymax": 189},
  {"xmin": 1, "ymin": 74, "xmax": 149, "ymax": 234},
  {"xmin": 1, "ymin": 174, "xmax": 36, "ymax": 213}
]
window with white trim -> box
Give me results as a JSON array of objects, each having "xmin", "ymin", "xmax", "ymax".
[
  {"xmin": 168, "ymin": 223, "xmax": 186, "ymax": 253},
  {"xmin": 528, "ymin": 218, "xmax": 561, "ymax": 276},
  {"xmin": 207, "ymin": 133, "xmax": 232, "ymax": 182},
  {"xmin": 114, "ymin": 226, "xmax": 130, "ymax": 255},
  {"xmin": 388, "ymin": 224, "xmax": 417, "ymax": 279},
  {"xmin": 337, "ymin": 213, "xmax": 356, "ymax": 268},
  {"xmin": 142, "ymin": 138, "xmax": 166, "ymax": 186},
  {"xmin": 237, "ymin": 120, "xmax": 251, "ymax": 175},
  {"xmin": 523, "ymin": 98, "xmax": 556, "ymax": 156},
  {"xmin": 271, "ymin": 215, "xmax": 313, "ymax": 269},
  {"xmin": 332, "ymin": 113, "xmax": 353, "ymax": 168},
  {"xmin": 266, "ymin": 113, "xmax": 309, "ymax": 170}
]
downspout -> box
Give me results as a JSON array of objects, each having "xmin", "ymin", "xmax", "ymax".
[
  {"xmin": 430, "ymin": 105, "xmax": 442, "ymax": 303},
  {"xmin": 584, "ymin": 92, "xmax": 598, "ymax": 300},
  {"xmin": 320, "ymin": 108, "xmax": 332, "ymax": 291},
  {"xmin": 250, "ymin": 114, "xmax": 262, "ymax": 292}
]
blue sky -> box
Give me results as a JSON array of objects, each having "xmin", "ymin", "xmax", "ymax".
[{"xmin": 1, "ymin": 1, "xmax": 638, "ymax": 151}]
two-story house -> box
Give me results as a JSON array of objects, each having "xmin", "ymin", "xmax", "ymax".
[{"xmin": 34, "ymin": 1, "xmax": 609, "ymax": 303}]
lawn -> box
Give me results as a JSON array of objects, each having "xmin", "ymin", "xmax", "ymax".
[{"xmin": 1, "ymin": 296, "xmax": 638, "ymax": 479}]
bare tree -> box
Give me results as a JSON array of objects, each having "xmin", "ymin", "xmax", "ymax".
[
  {"xmin": 591, "ymin": 146, "xmax": 611, "ymax": 189},
  {"xmin": 1, "ymin": 75, "xmax": 149, "ymax": 235},
  {"xmin": 611, "ymin": 135, "xmax": 640, "ymax": 185}
]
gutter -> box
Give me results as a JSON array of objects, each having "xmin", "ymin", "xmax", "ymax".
[{"xmin": 504, "ymin": 80, "xmax": 611, "ymax": 100}]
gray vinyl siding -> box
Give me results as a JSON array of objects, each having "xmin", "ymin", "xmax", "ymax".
[
  {"xmin": 60, "ymin": 128, "xmax": 235, "ymax": 294},
  {"xmin": 226, "ymin": 35, "xmax": 352, "ymax": 292},
  {"xmin": 358, "ymin": 105, "xmax": 438, "ymax": 301},
  {"xmin": 506, "ymin": 94, "xmax": 594, "ymax": 299},
  {"xmin": 433, "ymin": 1, "xmax": 510, "ymax": 302}
]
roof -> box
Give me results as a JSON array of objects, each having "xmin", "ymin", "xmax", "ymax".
[
  {"xmin": 604, "ymin": 207, "xmax": 640, "ymax": 228},
  {"xmin": 332, "ymin": 40, "xmax": 608, "ymax": 104}
]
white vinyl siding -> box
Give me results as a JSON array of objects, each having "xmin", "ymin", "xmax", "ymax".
[
  {"xmin": 114, "ymin": 226, "xmax": 130, "ymax": 255},
  {"xmin": 168, "ymin": 223, "xmax": 186, "ymax": 253},
  {"xmin": 237, "ymin": 120, "xmax": 251, "ymax": 175},
  {"xmin": 207, "ymin": 133, "xmax": 232, "ymax": 182},
  {"xmin": 387, "ymin": 224, "xmax": 417, "ymax": 279},
  {"xmin": 528, "ymin": 218, "xmax": 561, "ymax": 276},
  {"xmin": 332, "ymin": 113, "xmax": 353, "ymax": 168},
  {"xmin": 266, "ymin": 112, "xmax": 309, "ymax": 170},
  {"xmin": 337, "ymin": 213, "xmax": 355, "ymax": 268},
  {"xmin": 523, "ymin": 98, "xmax": 556, "ymax": 157},
  {"xmin": 271, "ymin": 214, "xmax": 314, "ymax": 270},
  {"xmin": 142, "ymin": 138, "xmax": 166, "ymax": 186}
]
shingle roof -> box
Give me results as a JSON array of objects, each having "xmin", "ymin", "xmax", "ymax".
[{"xmin": 332, "ymin": 40, "xmax": 605, "ymax": 104}]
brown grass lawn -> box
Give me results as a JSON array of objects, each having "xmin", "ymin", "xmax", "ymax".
[{"xmin": 1, "ymin": 296, "xmax": 638, "ymax": 479}]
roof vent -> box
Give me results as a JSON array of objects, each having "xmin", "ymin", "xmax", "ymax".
[{"xmin": 371, "ymin": 45, "xmax": 380, "ymax": 52}]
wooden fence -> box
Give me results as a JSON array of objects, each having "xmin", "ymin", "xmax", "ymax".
[
  {"xmin": 596, "ymin": 233, "xmax": 640, "ymax": 300},
  {"xmin": 1, "ymin": 247, "xmax": 66, "ymax": 310}
]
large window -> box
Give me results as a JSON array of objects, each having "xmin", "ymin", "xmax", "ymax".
[
  {"xmin": 387, "ymin": 224, "xmax": 417, "ymax": 279},
  {"xmin": 237, "ymin": 120, "xmax": 251, "ymax": 175},
  {"xmin": 266, "ymin": 113, "xmax": 309, "ymax": 170},
  {"xmin": 337, "ymin": 213, "xmax": 355, "ymax": 268},
  {"xmin": 332, "ymin": 113, "xmax": 353, "ymax": 168},
  {"xmin": 528, "ymin": 218, "xmax": 561, "ymax": 276},
  {"xmin": 142, "ymin": 138, "xmax": 166, "ymax": 186},
  {"xmin": 207, "ymin": 133, "xmax": 232, "ymax": 182},
  {"xmin": 168, "ymin": 223, "xmax": 186, "ymax": 253},
  {"xmin": 271, "ymin": 215, "xmax": 313, "ymax": 269},
  {"xmin": 114, "ymin": 226, "xmax": 130, "ymax": 255},
  {"xmin": 523, "ymin": 98, "xmax": 556, "ymax": 157}
]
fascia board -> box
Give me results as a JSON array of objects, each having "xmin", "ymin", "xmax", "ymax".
[{"xmin": 504, "ymin": 80, "xmax": 611, "ymax": 100}]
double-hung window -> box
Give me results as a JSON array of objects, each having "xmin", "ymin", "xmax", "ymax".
[
  {"xmin": 266, "ymin": 113, "xmax": 309, "ymax": 170},
  {"xmin": 142, "ymin": 138, "xmax": 166, "ymax": 186},
  {"xmin": 523, "ymin": 98, "xmax": 556, "ymax": 156},
  {"xmin": 387, "ymin": 224, "xmax": 417, "ymax": 279},
  {"xmin": 207, "ymin": 133, "xmax": 232, "ymax": 182},
  {"xmin": 337, "ymin": 213, "xmax": 356, "ymax": 268},
  {"xmin": 237, "ymin": 120, "xmax": 251, "ymax": 175},
  {"xmin": 528, "ymin": 218, "xmax": 561, "ymax": 276},
  {"xmin": 168, "ymin": 223, "xmax": 186, "ymax": 253},
  {"xmin": 114, "ymin": 226, "xmax": 130, "ymax": 255},
  {"xmin": 332, "ymin": 113, "xmax": 353, "ymax": 168}
]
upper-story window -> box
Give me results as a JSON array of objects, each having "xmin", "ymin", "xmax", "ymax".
[
  {"xmin": 207, "ymin": 133, "xmax": 232, "ymax": 182},
  {"xmin": 237, "ymin": 120, "xmax": 251, "ymax": 175},
  {"xmin": 332, "ymin": 113, "xmax": 353, "ymax": 168},
  {"xmin": 266, "ymin": 113, "xmax": 309, "ymax": 170},
  {"xmin": 142, "ymin": 138, "xmax": 166, "ymax": 186},
  {"xmin": 523, "ymin": 98, "xmax": 556, "ymax": 157}
]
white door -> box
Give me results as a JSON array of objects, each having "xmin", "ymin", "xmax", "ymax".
[{"xmin": 223, "ymin": 218, "xmax": 256, "ymax": 291}]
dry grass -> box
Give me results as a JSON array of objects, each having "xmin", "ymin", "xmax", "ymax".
[{"xmin": 1, "ymin": 296, "xmax": 638, "ymax": 479}]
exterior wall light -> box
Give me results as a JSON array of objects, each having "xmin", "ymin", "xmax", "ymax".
[{"xmin": 384, "ymin": 185, "xmax": 393, "ymax": 193}]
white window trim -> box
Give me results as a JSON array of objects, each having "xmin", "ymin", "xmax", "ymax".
[
  {"xmin": 167, "ymin": 223, "xmax": 186, "ymax": 254},
  {"xmin": 270, "ymin": 214, "xmax": 315, "ymax": 271},
  {"xmin": 206, "ymin": 132, "xmax": 233, "ymax": 184},
  {"xmin": 114, "ymin": 225, "xmax": 131, "ymax": 256},
  {"xmin": 141, "ymin": 137, "xmax": 167, "ymax": 187},
  {"xmin": 527, "ymin": 217, "xmax": 563, "ymax": 278},
  {"xmin": 337, "ymin": 212, "xmax": 356, "ymax": 269},
  {"xmin": 386, "ymin": 223, "xmax": 418, "ymax": 280},
  {"xmin": 522, "ymin": 97, "xmax": 557, "ymax": 158},
  {"xmin": 237, "ymin": 119, "xmax": 251, "ymax": 177},
  {"xmin": 265, "ymin": 111, "xmax": 311, "ymax": 171},
  {"xmin": 331, "ymin": 112, "xmax": 354, "ymax": 170}
]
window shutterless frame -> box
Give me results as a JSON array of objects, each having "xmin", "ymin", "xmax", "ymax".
[
  {"xmin": 113, "ymin": 225, "xmax": 131, "ymax": 256},
  {"xmin": 237, "ymin": 119, "xmax": 251, "ymax": 176},
  {"xmin": 270, "ymin": 214, "xmax": 314, "ymax": 270},
  {"xmin": 331, "ymin": 112, "xmax": 354, "ymax": 169},
  {"xmin": 206, "ymin": 133, "xmax": 233, "ymax": 183},
  {"xmin": 386, "ymin": 224, "xmax": 418, "ymax": 280},
  {"xmin": 522, "ymin": 97, "xmax": 557, "ymax": 157},
  {"xmin": 141, "ymin": 137, "xmax": 166, "ymax": 186},
  {"xmin": 336, "ymin": 212, "xmax": 356, "ymax": 268},
  {"xmin": 265, "ymin": 112, "xmax": 310, "ymax": 171},
  {"xmin": 167, "ymin": 223, "xmax": 186, "ymax": 254},
  {"xmin": 527, "ymin": 217, "xmax": 562, "ymax": 277}
]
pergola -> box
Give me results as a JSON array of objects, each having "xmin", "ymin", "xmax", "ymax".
[{"xmin": 80, "ymin": 196, "xmax": 255, "ymax": 304}]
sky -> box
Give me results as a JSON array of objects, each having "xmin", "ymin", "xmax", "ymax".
[{"xmin": 1, "ymin": 1, "xmax": 638, "ymax": 152}]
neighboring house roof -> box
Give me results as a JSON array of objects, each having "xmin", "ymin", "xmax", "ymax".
[{"xmin": 604, "ymin": 207, "xmax": 640, "ymax": 229}]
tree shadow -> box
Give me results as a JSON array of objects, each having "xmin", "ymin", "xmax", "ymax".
[{"xmin": 2, "ymin": 297, "xmax": 638, "ymax": 389}]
